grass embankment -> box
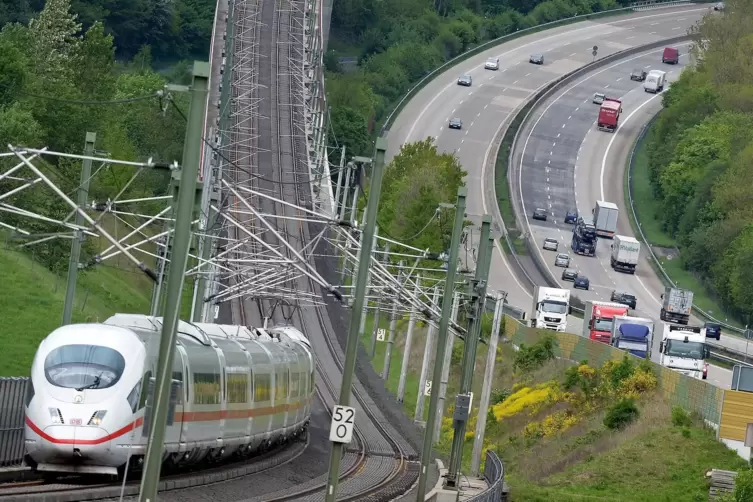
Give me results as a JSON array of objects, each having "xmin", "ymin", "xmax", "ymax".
[
  {"xmin": 0, "ymin": 217, "xmax": 196, "ymax": 377},
  {"xmin": 364, "ymin": 317, "xmax": 747, "ymax": 499},
  {"xmin": 627, "ymin": 122, "xmax": 744, "ymax": 330}
]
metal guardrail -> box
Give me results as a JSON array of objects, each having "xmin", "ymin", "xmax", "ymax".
[
  {"xmin": 467, "ymin": 451, "xmax": 507, "ymax": 502},
  {"xmin": 379, "ymin": 0, "xmax": 697, "ymax": 137},
  {"xmin": 0, "ymin": 377, "xmax": 29, "ymax": 467},
  {"xmin": 625, "ymin": 114, "xmax": 749, "ymax": 338}
]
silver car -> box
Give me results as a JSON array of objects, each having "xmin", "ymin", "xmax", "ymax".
[
  {"xmin": 554, "ymin": 253, "xmax": 570, "ymax": 268},
  {"xmin": 543, "ymin": 238, "xmax": 558, "ymax": 251}
]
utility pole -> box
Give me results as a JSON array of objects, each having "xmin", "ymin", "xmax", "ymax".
[
  {"xmin": 471, "ymin": 291, "xmax": 505, "ymax": 477},
  {"xmin": 359, "ymin": 226, "xmax": 378, "ymax": 338},
  {"xmin": 415, "ymin": 286, "xmax": 439, "ymax": 423},
  {"xmin": 446, "ymin": 217, "xmax": 493, "ymax": 488},
  {"xmin": 191, "ymin": 145, "xmax": 219, "ymax": 322},
  {"xmin": 433, "ymin": 292, "xmax": 461, "ymax": 444},
  {"xmin": 138, "ymin": 62, "xmax": 209, "ymax": 502},
  {"xmin": 62, "ymin": 132, "xmax": 97, "ymax": 325},
  {"xmin": 415, "ymin": 187, "xmax": 467, "ymax": 502},
  {"xmin": 382, "ymin": 263, "xmax": 404, "ymax": 379},
  {"xmin": 324, "ymin": 138, "xmax": 388, "ymax": 502},
  {"xmin": 398, "ymin": 275, "xmax": 421, "ymax": 402},
  {"xmin": 370, "ymin": 240, "xmax": 390, "ymax": 358}
]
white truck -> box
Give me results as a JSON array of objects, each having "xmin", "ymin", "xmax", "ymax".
[
  {"xmin": 593, "ymin": 201, "xmax": 618, "ymax": 238},
  {"xmin": 610, "ymin": 235, "xmax": 640, "ymax": 274},
  {"xmin": 659, "ymin": 324, "xmax": 709, "ymax": 380},
  {"xmin": 531, "ymin": 286, "xmax": 570, "ymax": 332},
  {"xmin": 660, "ymin": 287, "xmax": 694, "ymax": 325},
  {"xmin": 643, "ymin": 69, "xmax": 666, "ymax": 93},
  {"xmin": 610, "ymin": 316, "xmax": 654, "ymax": 360}
]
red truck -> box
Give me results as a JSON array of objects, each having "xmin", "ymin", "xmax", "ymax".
[
  {"xmin": 662, "ymin": 47, "xmax": 679, "ymax": 64},
  {"xmin": 582, "ymin": 301, "xmax": 629, "ymax": 344},
  {"xmin": 597, "ymin": 98, "xmax": 622, "ymax": 133}
]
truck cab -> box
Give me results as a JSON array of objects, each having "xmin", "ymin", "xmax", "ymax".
[
  {"xmin": 610, "ymin": 315, "xmax": 654, "ymax": 359},
  {"xmin": 659, "ymin": 324, "xmax": 710, "ymax": 380},
  {"xmin": 531, "ymin": 286, "xmax": 571, "ymax": 331},
  {"xmin": 583, "ymin": 301, "xmax": 630, "ymax": 344}
]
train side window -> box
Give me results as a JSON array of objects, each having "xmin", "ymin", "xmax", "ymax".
[
  {"xmin": 254, "ymin": 373, "xmax": 270, "ymax": 402},
  {"xmin": 226, "ymin": 373, "xmax": 248, "ymax": 404},
  {"xmin": 172, "ymin": 371, "xmax": 183, "ymax": 405},
  {"xmin": 276, "ymin": 370, "xmax": 289, "ymax": 399},
  {"xmin": 193, "ymin": 372, "xmax": 221, "ymax": 405},
  {"xmin": 290, "ymin": 372, "xmax": 300, "ymax": 398}
]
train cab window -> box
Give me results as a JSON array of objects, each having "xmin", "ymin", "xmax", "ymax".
[
  {"xmin": 310, "ymin": 370, "xmax": 315, "ymax": 394},
  {"xmin": 254, "ymin": 374, "xmax": 271, "ymax": 402},
  {"xmin": 193, "ymin": 373, "xmax": 221, "ymax": 405},
  {"xmin": 172, "ymin": 371, "xmax": 183, "ymax": 405},
  {"xmin": 44, "ymin": 344, "xmax": 125, "ymax": 390}
]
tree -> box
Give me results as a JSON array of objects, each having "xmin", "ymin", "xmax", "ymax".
[
  {"xmin": 330, "ymin": 107, "xmax": 371, "ymax": 157},
  {"xmin": 74, "ymin": 21, "xmax": 115, "ymax": 99},
  {"xmin": 28, "ymin": 0, "xmax": 82, "ymax": 86},
  {"xmin": 0, "ymin": 39, "xmax": 27, "ymax": 107}
]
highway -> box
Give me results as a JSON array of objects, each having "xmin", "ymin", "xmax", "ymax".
[{"xmin": 386, "ymin": 5, "xmax": 709, "ymax": 336}]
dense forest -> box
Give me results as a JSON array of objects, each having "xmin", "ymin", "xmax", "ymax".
[
  {"xmin": 0, "ymin": 0, "xmax": 189, "ymax": 272},
  {"xmin": 0, "ymin": 0, "xmax": 214, "ymax": 62},
  {"xmin": 645, "ymin": 0, "xmax": 753, "ymax": 318},
  {"xmin": 327, "ymin": 0, "xmax": 632, "ymax": 251}
]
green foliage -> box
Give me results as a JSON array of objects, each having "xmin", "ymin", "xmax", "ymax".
[
  {"xmin": 491, "ymin": 388, "xmax": 511, "ymax": 405},
  {"xmin": 327, "ymin": 0, "xmax": 620, "ymax": 157},
  {"xmin": 642, "ymin": 0, "xmax": 753, "ymax": 319},
  {"xmin": 0, "ymin": 0, "xmax": 185, "ymax": 272},
  {"xmin": 513, "ymin": 334, "xmax": 557, "ymax": 372},
  {"xmin": 603, "ymin": 398, "xmax": 639, "ymax": 430},
  {"xmin": 671, "ymin": 406, "xmax": 692, "ymax": 427}
]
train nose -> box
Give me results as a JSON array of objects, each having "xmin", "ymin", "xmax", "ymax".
[{"xmin": 42, "ymin": 425, "xmax": 113, "ymax": 455}]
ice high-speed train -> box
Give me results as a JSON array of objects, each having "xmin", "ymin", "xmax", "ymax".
[{"xmin": 24, "ymin": 314, "xmax": 315, "ymax": 476}]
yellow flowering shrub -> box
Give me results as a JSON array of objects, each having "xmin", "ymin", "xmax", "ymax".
[
  {"xmin": 491, "ymin": 381, "xmax": 561, "ymax": 421},
  {"xmin": 577, "ymin": 364, "xmax": 596, "ymax": 378},
  {"xmin": 522, "ymin": 421, "xmax": 543, "ymax": 439},
  {"xmin": 620, "ymin": 369, "xmax": 658, "ymax": 399}
]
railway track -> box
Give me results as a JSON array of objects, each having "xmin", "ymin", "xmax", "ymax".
[{"xmin": 0, "ymin": 438, "xmax": 307, "ymax": 502}]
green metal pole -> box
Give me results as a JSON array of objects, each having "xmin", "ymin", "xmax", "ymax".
[
  {"xmin": 324, "ymin": 137, "xmax": 388, "ymax": 502},
  {"xmin": 61, "ymin": 132, "xmax": 96, "ymax": 325},
  {"xmin": 138, "ymin": 62, "xmax": 209, "ymax": 502},
  {"xmin": 446, "ymin": 217, "xmax": 493, "ymax": 488},
  {"xmin": 415, "ymin": 187, "xmax": 467, "ymax": 502}
]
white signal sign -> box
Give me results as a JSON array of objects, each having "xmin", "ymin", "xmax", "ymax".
[
  {"xmin": 329, "ymin": 405, "xmax": 356, "ymax": 444},
  {"xmin": 376, "ymin": 328, "xmax": 386, "ymax": 341}
]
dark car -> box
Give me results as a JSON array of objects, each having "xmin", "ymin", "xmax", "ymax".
[
  {"xmin": 562, "ymin": 268, "xmax": 578, "ymax": 282},
  {"xmin": 449, "ymin": 118, "xmax": 463, "ymax": 130},
  {"xmin": 574, "ymin": 275, "xmax": 590, "ymax": 290},
  {"xmin": 630, "ymin": 69, "xmax": 647, "ymax": 81},
  {"xmin": 532, "ymin": 208, "xmax": 548, "ymax": 221},
  {"xmin": 704, "ymin": 322, "xmax": 722, "ymax": 340},
  {"xmin": 529, "ymin": 53, "xmax": 544, "ymax": 65},
  {"xmin": 457, "ymin": 74, "xmax": 472, "ymax": 87},
  {"xmin": 565, "ymin": 210, "xmax": 578, "ymax": 224},
  {"xmin": 611, "ymin": 290, "xmax": 637, "ymax": 309}
]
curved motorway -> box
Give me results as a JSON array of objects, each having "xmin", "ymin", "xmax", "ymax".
[{"xmin": 386, "ymin": 4, "xmax": 736, "ymax": 388}]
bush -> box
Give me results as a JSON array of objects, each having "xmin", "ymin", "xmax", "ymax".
[
  {"xmin": 514, "ymin": 334, "xmax": 557, "ymax": 372},
  {"xmin": 491, "ymin": 388, "xmax": 511, "ymax": 405},
  {"xmin": 603, "ymin": 398, "xmax": 639, "ymax": 430},
  {"xmin": 671, "ymin": 406, "xmax": 693, "ymax": 427}
]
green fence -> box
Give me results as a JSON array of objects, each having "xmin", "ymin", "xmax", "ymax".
[{"xmin": 507, "ymin": 318, "xmax": 725, "ymax": 424}]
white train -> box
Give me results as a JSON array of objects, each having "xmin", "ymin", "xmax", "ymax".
[{"xmin": 24, "ymin": 314, "xmax": 315, "ymax": 477}]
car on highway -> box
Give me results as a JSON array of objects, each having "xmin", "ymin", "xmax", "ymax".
[
  {"xmin": 630, "ymin": 69, "xmax": 647, "ymax": 81},
  {"xmin": 543, "ymin": 237, "xmax": 559, "ymax": 251},
  {"xmin": 561, "ymin": 268, "xmax": 578, "ymax": 282},
  {"xmin": 529, "ymin": 53, "xmax": 544, "ymax": 65},
  {"xmin": 714, "ymin": 1, "xmax": 724, "ymax": 10},
  {"xmin": 574, "ymin": 275, "xmax": 590, "ymax": 290},
  {"xmin": 611, "ymin": 290, "xmax": 637, "ymax": 309},
  {"xmin": 485, "ymin": 57, "xmax": 499, "ymax": 70},
  {"xmin": 564, "ymin": 210, "xmax": 578, "ymax": 224},
  {"xmin": 592, "ymin": 92, "xmax": 606, "ymax": 105},
  {"xmin": 704, "ymin": 322, "xmax": 722, "ymax": 340},
  {"xmin": 532, "ymin": 208, "xmax": 548, "ymax": 221},
  {"xmin": 448, "ymin": 118, "xmax": 463, "ymax": 130},
  {"xmin": 457, "ymin": 74, "xmax": 472, "ymax": 86},
  {"xmin": 554, "ymin": 253, "xmax": 570, "ymax": 268}
]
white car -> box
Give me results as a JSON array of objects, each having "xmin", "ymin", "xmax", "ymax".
[
  {"xmin": 485, "ymin": 57, "xmax": 499, "ymax": 70},
  {"xmin": 593, "ymin": 93, "xmax": 605, "ymax": 105},
  {"xmin": 543, "ymin": 238, "xmax": 558, "ymax": 251},
  {"xmin": 554, "ymin": 253, "xmax": 570, "ymax": 268}
]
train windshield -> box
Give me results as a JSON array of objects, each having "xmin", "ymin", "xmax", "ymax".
[{"xmin": 44, "ymin": 345, "xmax": 126, "ymax": 390}]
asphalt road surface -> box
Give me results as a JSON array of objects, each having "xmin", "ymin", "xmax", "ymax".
[{"xmin": 386, "ymin": 4, "xmax": 709, "ymax": 336}]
